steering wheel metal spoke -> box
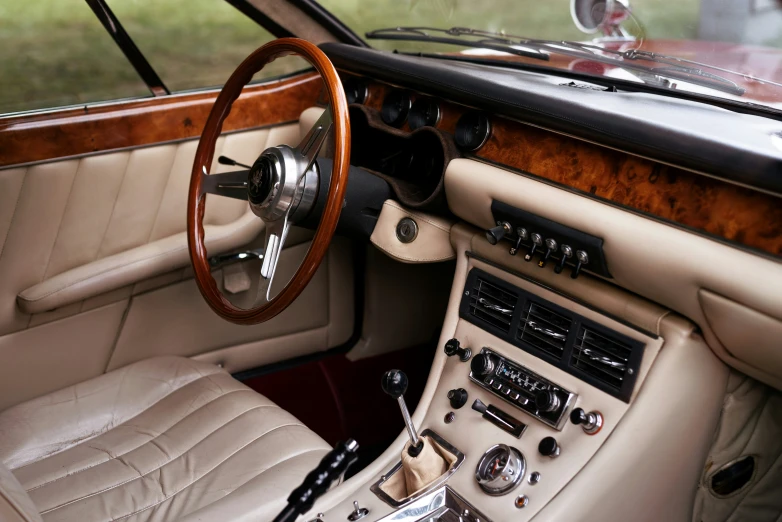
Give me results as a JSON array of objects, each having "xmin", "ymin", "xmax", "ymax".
[
  {"xmin": 295, "ymin": 106, "xmax": 332, "ymax": 178},
  {"xmin": 200, "ymin": 166, "xmax": 249, "ymax": 201},
  {"xmin": 257, "ymin": 214, "xmax": 291, "ymax": 303}
]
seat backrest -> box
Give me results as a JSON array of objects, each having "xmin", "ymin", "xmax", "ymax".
[{"xmin": 0, "ymin": 462, "xmax": 41, "ymax": 522}]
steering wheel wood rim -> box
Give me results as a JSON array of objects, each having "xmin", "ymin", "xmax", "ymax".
[{"xmin": 187, "ymin": 38, "xmax": 350, "ymax": 324}]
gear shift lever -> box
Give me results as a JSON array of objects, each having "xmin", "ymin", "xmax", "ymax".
[{"xmin": 382, "ymin": 369, "xmax": 424, "ymax": 457}]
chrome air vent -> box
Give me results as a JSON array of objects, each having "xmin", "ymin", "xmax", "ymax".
[
  {"xmin": 468, "ymin": 277, "xmax": 516, "ymax": 333},
  {"xmin": 517, "ymin": 301, "xmax": 573, "ymax": 360},
  {"xmin": 570, "ymin": 326, "xmax": 633, "ymax": 394},
  {"xmin": 460, "ymin": 268, "xmax": 647, "ymax": 402}
]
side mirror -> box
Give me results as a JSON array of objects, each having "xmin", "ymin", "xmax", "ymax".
[{"xmin": 570, "ymin": 0, "xmax": 632, "ymax": 37}]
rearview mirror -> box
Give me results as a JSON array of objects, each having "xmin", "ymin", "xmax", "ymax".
[{"xmin": 570, "ymin": 0, "xmax": 632, "ymax": 37}]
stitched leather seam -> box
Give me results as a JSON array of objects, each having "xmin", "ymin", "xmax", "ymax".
[
  {"xmin": 39, "ymin": 159, "xmax": 80, "ymax": 282},
  {"xmin": 144, "ymin": 146, "xmax": 178, "ymax": 245},
  {"xmin": 113, "ymin": 445, "xmax": 327, "ymax": 521},
  {"xmin": 0, "ymin": 166, "xmax": 28, "ymax": 264},
  {"xmin": 24, "ymin": 388, "xmax": 258, "ymax": 492},
  {"xmin": 12, "ymin": 368, "xmax": 225, "ymax": 472},
  {"xmin": 93, "ymin": 152, "xmax": 131, "ymax": 261},
  {"xmin": 38, "ymin": 407, "xmax": 295, "ymax": 515}
]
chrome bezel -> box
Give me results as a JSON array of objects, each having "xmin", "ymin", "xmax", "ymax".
[{"xmin": 475, "ymin": 444, "xmax": 526, "ymax": 496}]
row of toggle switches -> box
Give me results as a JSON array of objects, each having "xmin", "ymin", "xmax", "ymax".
[{"xmin": 486, "ymin": 222, "xmax": 589, "ymax": 279}]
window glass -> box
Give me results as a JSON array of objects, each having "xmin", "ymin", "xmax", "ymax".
[
  {"xmin": 108, "ymin": 0, "xmax": 310, "ymax": 92},
  {"xmin": 0, "ymin": 0, "xmax": 150, "ymax": 114}
]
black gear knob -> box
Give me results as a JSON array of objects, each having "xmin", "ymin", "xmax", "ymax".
[{"xmin": 381, "ymin": 369, "xmax": 408, "ymax": 399}]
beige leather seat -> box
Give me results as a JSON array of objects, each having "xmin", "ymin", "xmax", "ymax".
[{"xmin": 0, "ymin": 357, "xmax": 331, "ymax": 522}]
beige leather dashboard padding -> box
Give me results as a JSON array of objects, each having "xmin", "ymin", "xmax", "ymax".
[
  {"xmin": 445, "ymin": 158, "xmax": 782, "ymax": 390},
  {"xmin": 692, "ymin": 371, "xmax": 782, "ymax": 522},
  {"xmin": 370, "ymin": 200, "xmax": 455, "ymax": 263},
  {"xmin": 699, "ymin": 289, "xmax": 782, "ymax": 381}
]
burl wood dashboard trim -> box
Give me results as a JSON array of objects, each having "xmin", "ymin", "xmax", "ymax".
[
  {"xmin": 356, "ymin": 76, "xmax": 782, "ymax": 258},
  {"xmin": 0, "ymin": 72, "xmax": 323, "ymax": 168}
]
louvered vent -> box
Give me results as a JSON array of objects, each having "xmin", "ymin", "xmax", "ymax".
[
  {"xmin": 570, "ymin": 326, "xmax": 633, "ymax": 393},
  {"xmin": 517, "ymin": 301, "xmax": 572, "ymax": 360},
  {"xmin": 468, "ymin": 278, "xmax": 516, "ymax": 333}
]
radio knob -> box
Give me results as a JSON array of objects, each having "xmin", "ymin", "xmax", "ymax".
[
  {"xmin": 470, "ymin": 353, "xmax": 496, "ymax": 378},
  {"xmin": 534, "ymin": 390, "xmax": 561, "ymax": 413}
]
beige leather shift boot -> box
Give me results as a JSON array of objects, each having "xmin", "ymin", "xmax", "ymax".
[{"xmin": 400, "ymin": 436, "xmax": 448, "ymax": 496}]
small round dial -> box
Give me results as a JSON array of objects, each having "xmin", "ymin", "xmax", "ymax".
[
  {"xmin": 343, "ymin": 78, "xmax": 368, "ymax": 105},
  {"xmin": 381, "ymin": 90, "xmax": 411, "ymax": 127},
  {"xmin": 475, "ymin": 444, "xmax": 526, "ymax": 495},
  {"xmin": 455, "ymin": 111, "xmax": 491, "ymax": 151},
  {"xmin": 408, "ymin": 98, "xmax": 440, "ymax": 130}
]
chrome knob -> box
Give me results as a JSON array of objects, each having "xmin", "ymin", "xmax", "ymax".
[
  {"xmin": 524, "ymin": 233, "xmax": 543, "ymax": 262},
  {"xmin": 538, "ymin": 238, "xmax": 558, "ymax": 268},
  {"xmin": 555, "ymin": 244, "xmax": 573, "ymax": 274},
  {"xmin": 571, "ymin": 250, "xmax": 589, "ymax": 279}
]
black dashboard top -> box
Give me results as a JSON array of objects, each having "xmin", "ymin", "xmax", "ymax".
[{"xmin": 321, "ymin": 43, "xmax": 782, "ymax": 197}]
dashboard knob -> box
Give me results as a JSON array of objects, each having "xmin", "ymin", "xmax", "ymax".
[
  {"xmin": 570, "ymin": 407, "xmax": 603, "ymax": 434},
  {"xmin": 470, "ymin": 353, "xmax": 496, "ymax": 378},
  {"xmin": 444, "ymin": 338, "xmax": 472, "ymax": 362},
  {"xmin": 486, "ymin": 222, "xmax": 511, "ymax": 245},
  {"xmin": 509, "ymin": 227, "xmax": 528, "ymax": 256},
  {"xmin": 534, "ymin": 390, "xmax": 561, "ymax": 413},
  {"xmin": 538, "ymin": 436, "xmax": 561, "ymax": 458},
  {"xmin": 447, "ymin": 388, "xmax": 469, "ymax": 409}
]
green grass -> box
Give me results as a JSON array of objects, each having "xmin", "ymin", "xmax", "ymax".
[{"xmin": 0, "ymin": 0, "xmax": 777, "ymax": 115}]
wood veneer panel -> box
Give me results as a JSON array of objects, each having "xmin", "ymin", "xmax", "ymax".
[
  {"xmin": 477, "ymin": 117, "xmax": 782, "ymax": 257},
  {"xmin": 0, "ymin": 72, "xmax": 323, "ymax": 167},
  {"xmin": 358, "ymin": 77, "xmax": 781, "ymax": 257}
]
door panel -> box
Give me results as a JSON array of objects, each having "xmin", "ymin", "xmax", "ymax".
[{"xmin": 0, "ymin": 72, "xmax": 354, "ymax": 410}]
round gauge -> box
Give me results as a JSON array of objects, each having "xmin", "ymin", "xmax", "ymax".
[
  {"xmin": 408, "ymin": 98, "xmax": 441, "ymax": 130},
  {"xmin": 343, "ymin": 77, "xmax": 368, "ymax": 105},
  {"xmin": 381, "ymin": 90, "xmax": 412, "ymax": 127},
  {"xmin": 475, "ymin": 444, "xmax": 526, "ymax": 495},
  {"xmin": 455, "ymin": 111, "xmax": 491, "ymax": 151}
]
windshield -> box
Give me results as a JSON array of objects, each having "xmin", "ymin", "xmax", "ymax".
[{"xmin": 317, "ymin": 0, "xmax": 782, "ymax": 110}]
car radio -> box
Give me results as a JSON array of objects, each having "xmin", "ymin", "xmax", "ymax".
[{"xmin": 469, "ymin": 348, "xmax": 576, "ymax": 430}]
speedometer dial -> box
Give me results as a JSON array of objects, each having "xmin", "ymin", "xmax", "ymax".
[
  {"xmin": 455, "ymin": 111, "xmax": 491, "ymax": 151},
  {"xmin": 408, "ymin": 98, "xmax": 440, "ymax": 130}
]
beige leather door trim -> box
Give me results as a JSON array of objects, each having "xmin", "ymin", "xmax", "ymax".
[{"xmin": 17, "ymin": 214, "xmax": 262, "ymax": 314}]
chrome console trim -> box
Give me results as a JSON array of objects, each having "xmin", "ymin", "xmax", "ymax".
[{"xmin": 374, "ymin": 486, "xmax": 491, "ymax": 522}]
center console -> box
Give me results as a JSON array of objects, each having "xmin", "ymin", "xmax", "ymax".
[{"xmin": 304, "ymin": 221, "xmax": 728, "ymax": 522}]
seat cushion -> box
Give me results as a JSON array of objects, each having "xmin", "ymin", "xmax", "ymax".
[{"xmin": 0, "ymin": 357, "xmax": 331, "ymax": 522}]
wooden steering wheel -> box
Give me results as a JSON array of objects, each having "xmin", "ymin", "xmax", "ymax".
[{"xmin": 187, "ymin": 38, "xmax": 350, "ymax": 324}]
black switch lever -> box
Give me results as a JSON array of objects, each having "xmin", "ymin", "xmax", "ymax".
[
  {"xmin": 538, "ymin": 238, "xmax": 558, "ymax": 268},
  {"xmin": 218, "ymin": 155, "xmax": 252, "ymax": 169},
  {"xmin": 509, "ymin": 227, "xmax": 528, "ymax": 256},
  {"xmin": 524, "ymin": 233, "xmax": 543, "ymax": 262},
  {"xmin": 570, "ymin": 250, "xmax": 589, "ymax": 279},
  {"xmin": 486, "ymin": 222, "xmax": 511, "ymax": 245},
  {"xmin": 555, "ymin": 244, "xmax": 573, "ymax": 274},
  {"xmin": 444, "ymin": 338, "xmax": 472, "ymax": 362}
]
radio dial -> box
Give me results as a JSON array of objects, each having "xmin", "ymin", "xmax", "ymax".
[
  {"xmin": 470, "ymin": 353, "xmax": 496, "ymax": 378},
  {"xmin": 535, "ymin": 390, "xmax": 561, "ymax": 413}
]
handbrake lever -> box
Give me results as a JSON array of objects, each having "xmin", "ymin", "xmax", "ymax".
[{"xmin": 272, "ymin": 439, "xmax": 359, "ymax": 522}]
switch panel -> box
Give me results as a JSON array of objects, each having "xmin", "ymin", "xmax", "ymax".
[{"xmin": 490, "ymin": 200, "xmax": 611, "ymax": 278}]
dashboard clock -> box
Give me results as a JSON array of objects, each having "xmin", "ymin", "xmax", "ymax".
[
  {"xmin": 381, "ymin": 90, "xmax": 412, "ymax": 127},
  {"xmin": 408, "ymin": 98, "xmax": 441, "ymax": 130}
]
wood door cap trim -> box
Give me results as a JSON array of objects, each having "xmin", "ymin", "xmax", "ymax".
[{"xmin": 0, "ymin": 71, "xmax": 323, "ymax": 168}]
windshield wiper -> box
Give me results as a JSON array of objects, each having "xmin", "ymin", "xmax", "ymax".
[{"xmin": 366, "ymin": 26, "xmax": 747, "ymax": 96}]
